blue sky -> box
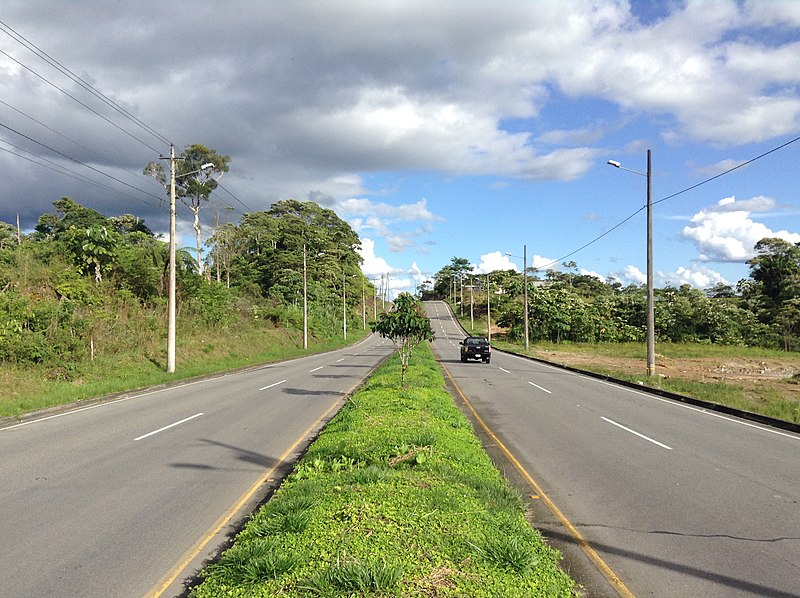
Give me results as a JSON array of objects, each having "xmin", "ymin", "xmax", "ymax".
[{"xmin": 2, "ymin": 1, "xmax": 800, "ymax": 297}]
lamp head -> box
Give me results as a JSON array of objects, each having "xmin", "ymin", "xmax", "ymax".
[{"xmin": 607, "ymin": 160, "xmax": 621, "ymax": 168}]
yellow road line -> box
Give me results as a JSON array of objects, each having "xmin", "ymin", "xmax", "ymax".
[
  {"xmin": 144, "ymin": 395, "xmax": 348, "ymax": 598},
  {"xmin": 439, "ymin": 359, "xmax": 636, "ymax": 598}
]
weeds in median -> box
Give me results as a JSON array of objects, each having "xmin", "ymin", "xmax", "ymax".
[{"xmin": 191, "ymin": 343, "xmax": 575, "ymax": 597}]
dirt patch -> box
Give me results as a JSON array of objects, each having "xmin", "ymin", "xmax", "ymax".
[{"xmin": 533, "ymin": 350, "xmax": 800, "ymax": 408}]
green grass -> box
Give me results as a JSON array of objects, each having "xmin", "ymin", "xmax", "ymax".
[
  {"xmin": 0, "ymin": 322, "xmax": 370, "ymax": 420},
  {"xmin": 191, "ymin": 343, "xmax": 575, "ymax": 597}
]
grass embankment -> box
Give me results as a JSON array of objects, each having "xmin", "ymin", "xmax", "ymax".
[
  {"xmin": 458, "ymin": 310, "xmax": 800, "ymax": 424},
  {"xmin": 191, "ymin": 343, "xmax": 575, "ymax": 597},
  {"xmin": 0, "ymin": 322, "xmax": 369, "ymax": 420}
]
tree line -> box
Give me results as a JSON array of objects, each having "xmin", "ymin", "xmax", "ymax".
[
  {"xmin": 430, "ymin": 238, "xmax": 800, "ymax": 351},
  {"xmin": 0, "ymin": 195, "xmax": 373, "ymax": 366}
]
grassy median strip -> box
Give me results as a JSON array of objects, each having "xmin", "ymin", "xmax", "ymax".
[{"xmin": 190, "ymin": 342, "xmax": 575, "ymax": 597}]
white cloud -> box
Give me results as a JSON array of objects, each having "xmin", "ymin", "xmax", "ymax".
[
  {"xmin": 708, "ymin": 195, "xmax": 776, "ymax": 213},
  {"xmin": 691, "ymin": 158, "xmax": 747, "ymax": 177},
  {"xmin": 472, "ymin": 251, "xmax": 518, "ymax": 274},
  {"xmin": 338, "ymin": 197, "xmax": 441, "ymax": 222},
  {"xmin": 357, "ymin": 238, "xmax": 399, "ymax": 279},
  {"xmin": 612, "ymin": 265, "xmax": 646, "ymax": 286},
  {"xmin": 579, "ymin": 269, "xmax": 606, "ymax": 282},
  {"xmin": 682, "ymin": 196, "xmax": 800, "ymax": 262},
  {"xmin": 531, "ymin": 254, "xmax": 559, "ymax": 272},
  {"xmin": 658, "ymin": 265, "xmax": 729, "ymax": 289}
]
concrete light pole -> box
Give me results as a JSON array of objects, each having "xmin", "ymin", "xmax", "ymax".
[
  {"xmin": 166, "ymin": 147, "xmax": 214, "ymax": 373},
  {"xmin": 608, "ymin": 149, "xmax": 655, "ymax": 376},
  {"xmin": 505, "ymin": 245, "xmax": 529, "ymax": 352},
  {"xmin": 303, "ymin": 244, "xmax": 308, "ymax": 350},
  {"xmin": 486, "ymin": 273, "xmax": 491, "ymax": 344}
]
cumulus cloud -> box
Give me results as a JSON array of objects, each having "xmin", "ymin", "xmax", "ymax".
[
  {"xmin": 580, "ymin": 269, "xmax": 606, "ymax": 282},
  {"xmin": 472, "ymin": 251, "xmax": 518, "ymax": 274},
  {"xmin": 3, "ymin": 1, "xmax": 800, "ymax": 299},
  {"xmin": 659, "ymin": 265, "xmax": 729, "ymax": 289},
  {"xmin": 682, "ymin": 196, "xmax": 800, "ymax": 262},
  {"xmin": 338, "ymin": 198, "xmax": 441, "ymax": 222},
  {"xmin": 357, "ymin": 238, "xmax": 401, "ymax": 278},
  {"xmin": 612, "ymin": 265, "xmax": 646, "ymax": 286}
]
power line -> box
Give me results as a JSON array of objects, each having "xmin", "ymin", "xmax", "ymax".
[
  {"xmin": 213, "ymin": 181, "xmax": 253, "ymax": 213},
  {"xmin": 0, "ymin": 120, "xmax": 165, "ymax": 203},
  {"xmin": 0, "ymin": 97, "xmax": 164, "ymax": 192},
  {"xmin": 654, "ymin": 133, "xmax": 800, "ymax": 206},
  {"xmin": 0, "ymin": 47, "xmax": 164, "ymax": 154},
  {"xmin": 539, "ymin": 133, "xmax": 800, "ymax": 274},
  {"xmin": 0, "ymin": 20, "xmax": 171, "ymax": 148},
  {"xmin": 0, "ymin": 142, "xmax": 114, "ymax": 191}
]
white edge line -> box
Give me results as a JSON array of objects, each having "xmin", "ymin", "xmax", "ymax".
[
  {"xmin": 602, "ymin": 416, "xmax": 672, "ymax": 450},
  {"xmin": 594, "ymin": 378, "xmax": 800, "ymax": 441},
  {"xmin": 504, "ymin": 351, "xmax": 798, "ymax": 442},
  {"xmin": 309, "ymin": 366, "xmax": 324, "ymax": 373},
  {"xmin": 134, "ymin": 413, "xmax": 204, "ymax": 441},
  {"xmin": 259, "ymin": 379, "xmax": 287, "ymax": 391},
  {"xmin": 499, "ymin": 367, "xmax": 510, "ymax": 374},
  {"xmin": 528, "ymin": 381, "xmax": 552, "ymax": 394}
]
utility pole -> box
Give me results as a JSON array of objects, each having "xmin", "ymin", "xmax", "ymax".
[
  {"xmin": 303, "ymin": 244, "xmax": 308, "ymax": 350},
  {"xmin": 523, "ymin": 244, "xmax": 529, "ymax": 352},
  {"xmin": 486, "ymin": 273, "xmax": 491, "ymax": 344},
  {"xmin": 342, "ymin": 267, "xmax": 347, "ymax": 340},
  {"xmin": 607, "ymin": 149, "xmax": 655, "ymax": 376},
  {"xmin": 470, "ymin": 275, "xmax": 474, "ymax": 331},
  {"xmin": 167, "ymin": 144, "xmax": 177, "ymax": 374},
  {"xmin": 373, "ymin": 278, "xmax": 377, "ymax": 318},
  {"xmin": 646, "ymin": 149, "xmax": 655, "ymax": 376},
  {"xmin": 460, "ymin": 274, "xmax": 463, "ymax": 317}
]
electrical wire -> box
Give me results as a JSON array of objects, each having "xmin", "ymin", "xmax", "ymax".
[
  {"xmin": 213, "ymin": 181, "xmax": 253, "ymax": 213},
  {"xmin": 0, "ymin": 142, "xmax": 115, "ymax": 191},
  {"xmin": 0, "ymin": 120, "xmax": 165, "ymax": 203},
  {"xmin": 0, "ymin": 48, "xmax": 163, "ymax": 154},
  {"xmin": 0, "ymin": 19, "xmax": 171, "ymax": 148},
  {"xmin": 654, "ymin": 133, "xmax": 800, "ymax": 206},
  {"xmin": 536, "ymin": 133, "xmax": 800, "ymax": 274}
]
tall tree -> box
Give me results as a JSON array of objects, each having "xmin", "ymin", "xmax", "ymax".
[
  {"xmin": 34, "ymin": 197, "xmax": 108, "ymax": 241},
  {"xmin": 747, "ymin": 237, "xmax": 800, "ymax": 319},
  {"xmin": 144, "ymin": 144, "xmax": 230, "ymax": 274}
]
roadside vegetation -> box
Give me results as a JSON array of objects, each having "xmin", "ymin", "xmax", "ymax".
[
  {"xmin": 191, "ymin": 343, "xmax": 575, "ymax": 597},
  {"xmin": 0, "ymin": 196, "xmax": 377, "ymax": 418},
  {"xmin": 428, "ymin": 242, "xmax": 800, "ymax": 425},
  {"xmin": 452, "ymin": 312, "xmax": 800, "ymax": 424}
]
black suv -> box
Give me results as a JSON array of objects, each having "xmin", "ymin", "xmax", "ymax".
[{"xmin": 460, "ymin": 336, "xmax": 491, "ymax": 363}]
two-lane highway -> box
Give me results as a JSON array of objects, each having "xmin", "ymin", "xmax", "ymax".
[
  {"xmin": 426, "ymin": 301, "xmax": 800, "ymax": 597},
  {"xmin": 0, "ymin": 334, "xmax": 392, "ymax": 597}
]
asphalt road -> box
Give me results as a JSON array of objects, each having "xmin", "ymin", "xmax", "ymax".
[
  {"xmin": 0, "ymin": 334, "xmax": 392, "ymax": 598},
  {"xmin": 426, "ymin": 301, "xmax": 800, "ymax": 598}
]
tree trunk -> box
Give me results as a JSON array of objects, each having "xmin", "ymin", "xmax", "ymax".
[{"xmin": 191, "ymin": 201, "xmax": 203, "ymax": 275}]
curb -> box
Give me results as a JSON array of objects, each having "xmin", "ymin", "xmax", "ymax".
[{"xmin": 434, "ymin": 300, "xmax": 800, "ymax": 436}]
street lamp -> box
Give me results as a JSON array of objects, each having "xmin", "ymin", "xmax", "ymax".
[
  {"xmin": 303, "ymin": 244, "xmax": 308, "ymax": 349},
  {"xmin": 486, "ymin": 273, "xmax": 491, "ymax": 344},
  {"xmin": 303, "ymin": 246, "xmax": 326, "ymax": 349},
  {"xmin": 166, "ymin": 147, "xmax": 214, "ymax": 373},
  {"xmin": 607, "ymin": 149, "xmax": 655, "ymax": 376},
  {"xmin": 505, "ymin": 244, "xmax": 529, "ymax": 352},
  {"xmin": 469, "ymin": 273, "xmax": 474, "ymax": 331},
  {"xmin": 341, "ymin": 269, "xmax": 357, "ymax": 341}
]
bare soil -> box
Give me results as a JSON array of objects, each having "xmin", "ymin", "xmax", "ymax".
[{"xmin": 532, "ymin": 349, "xmax": 800, "ymax": 406}]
